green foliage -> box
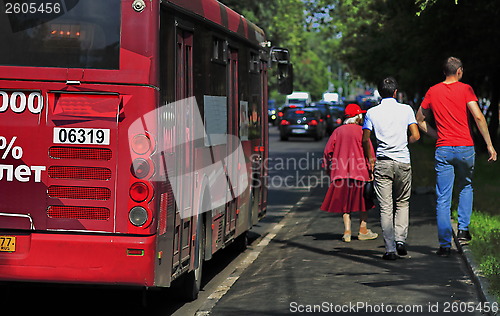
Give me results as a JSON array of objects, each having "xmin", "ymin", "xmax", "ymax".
[
  {"xmin": 221, "ymin": 0, "xmax": 306, "ymax": 55},
  {"xmin": 221, "ymin": 0, "xmax": 330, "ymax": 100},
  {"xmin": 469, "ymin": 212, "xmax": 500, "ymax": 300},
  {"xmin": 408, "ymin": 136, "xmax": 436, "ymax": 188},
  {"xmin": 223, "ymin": 0, "xmax": 499, "ymax": 135},
  {"xmin": 326, "ymin": 0, "xmax": 499, "ymax": 142},
  {"xmin": 470, "ymin": 151, "xmax": 500, "ymax": 216},
  {"xmin": 328, "ymin": 0, "xmax": 500, "ymax": 97},
  {"xmin": 415, "ymin": 0, "xmax": 459, "ymax": 16},
  {"xmin": 293, "ymin": 49, "xmax": 329, "ymax": 100}
]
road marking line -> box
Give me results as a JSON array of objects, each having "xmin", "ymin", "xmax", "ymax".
[{"xmin": 195, "ymin": 195, "xmax": 309, "ymax": 315}]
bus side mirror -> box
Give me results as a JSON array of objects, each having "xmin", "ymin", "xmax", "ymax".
[
  {"xmin": 277, "ymin": 63, "xmax": 293, "ymax": 95},
  {"xmin": 271, "ymin": 47, "xmax": 293, "ymax": 95}
]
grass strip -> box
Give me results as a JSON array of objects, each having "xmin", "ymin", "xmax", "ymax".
[{"xmin": 469, "ymin": 212, "xmax": 500, "ymax": 301}]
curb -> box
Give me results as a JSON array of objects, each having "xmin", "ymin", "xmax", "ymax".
[{"xmin": 452, "ymin": 224, "xmax": 499, "ymax": 316}]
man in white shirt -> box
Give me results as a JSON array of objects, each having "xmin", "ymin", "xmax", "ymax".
[{"xmin": 362, "ymin": 77, "xmax": 420, "ymax": 260}]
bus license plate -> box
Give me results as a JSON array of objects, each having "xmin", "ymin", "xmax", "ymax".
[
  {"xmin": 0, "ymin": 236, "xmax": 16, "ymax": 252},
  {"xmin": 53, "ymin": 128, "xmax": 110, "ymax": 145}
]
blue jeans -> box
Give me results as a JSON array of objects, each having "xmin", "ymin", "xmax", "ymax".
[{"xmin": 435, "ymin": 146, "xmax": 475, "ymax": 248}]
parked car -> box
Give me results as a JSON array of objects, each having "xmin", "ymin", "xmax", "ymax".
[
  {"xmin": 310, "ymin": 102, "xmax": 335, "ymax": 134},
  {"xmin": 279, "ymin": 108, "xmax": 326, "ymax": 141}
]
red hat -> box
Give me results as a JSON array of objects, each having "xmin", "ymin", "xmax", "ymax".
[{"xmin": 344, "ymin": 103, "xmax": 366, "ymax": 118}]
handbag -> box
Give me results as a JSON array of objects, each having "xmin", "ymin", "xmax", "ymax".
[{"xmin": 363, "ymin": 181, "xmax": 375, "ymax": 201}]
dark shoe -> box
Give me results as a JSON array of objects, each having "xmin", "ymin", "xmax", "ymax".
[
  {"xmin": 436, "ymin": 247, "xmax": 451, "ymax": 257},
  {"xmin": 383, "ymin": 252, "xmax": 398, "ymax": 260},
  {"xmin": 457, "ymin": 230, "xmax": 472, "ymax": 242},
  {"xmin": 396, "ymin": 242, "xmax": 407, "ymax": 256}
]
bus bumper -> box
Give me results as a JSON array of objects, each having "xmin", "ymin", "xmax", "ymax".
[{"xmin": 0, "ymin": 232, "xmax": 156, "ymax": 287}]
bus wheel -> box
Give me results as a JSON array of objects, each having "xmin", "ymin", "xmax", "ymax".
[
  {"xmin": 180, "ymin": 220, "xmax": 205, "ymax": 301},
  {"xmin": 233, "ymin": 231, "xmax": 248, "ymax": 253}
]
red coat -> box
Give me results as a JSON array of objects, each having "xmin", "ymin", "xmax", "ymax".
[{"xmin": 323, "ymin": 124, "xmax": 374, "ymax": 182}]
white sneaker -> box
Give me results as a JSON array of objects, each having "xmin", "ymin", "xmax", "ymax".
[
  {"xmin": 342, "ymin": 232, "xmax": 351, "ymax": 243},
  {"xmin": 358, "ymin": 229, "xmax": 378, "ymax": 241}
]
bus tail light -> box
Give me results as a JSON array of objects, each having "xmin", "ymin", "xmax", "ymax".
[
  {"xmin": 129, "ymin": 206, "xmax": 148, "ymax": 226},
  {"xmin": 129, "ymin": 182, "xmax": 149, "ymax": 202},
  {"xmin": 128, "ymin": 132, "xmax": 155, "ymax": 231},
  {"xmin": 131, "ymin": 158, "xmax": 150, "ymax": 179},
  {"xmin": 131, "ymin": 134, "xmax": 151, "ymax": 155}
]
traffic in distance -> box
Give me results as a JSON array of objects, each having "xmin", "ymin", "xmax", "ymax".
[{"xmin": 274, "ymin": 90, "xmax": 379, "ymax": 141}]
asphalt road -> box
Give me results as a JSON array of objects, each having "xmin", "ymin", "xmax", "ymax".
[
  {"xmin": 174, "ymin": 126, "xmax": 330, "ymax": 315},
  {"xmin": 209, "ymin": 129, "xmax": 481, "ymax": 316}
]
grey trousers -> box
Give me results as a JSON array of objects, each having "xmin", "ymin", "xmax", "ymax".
[{"xmin": 374, "ymin": 159, "xmax": 412, "ymax": 253}]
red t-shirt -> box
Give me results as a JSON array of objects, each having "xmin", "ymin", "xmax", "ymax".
[{"xmin": 421, "ymin": 82, "xmax": 478, "ymax": 147}]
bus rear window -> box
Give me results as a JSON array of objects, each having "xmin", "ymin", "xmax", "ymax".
[{"xmin": 0, "ymin": 0, "xmax": 120, "ymax": 69}]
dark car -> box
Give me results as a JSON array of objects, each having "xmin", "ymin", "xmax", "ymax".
[
  {"xmin": 279, "ymin": 108, "xmax": 326, "ymax": 141},
  {"xmin": 310, "ymin": 102, "xmax": 336, "ymax": 134},
  {"xmin": 276, "ymin": 103, "xmax": 304, "ymax": 125},
  {"xmin": 329, "ymin": 105, "xmax": 345, "ymax": 129},
  {"xmin": 356, "ymin": 94, "xmax": 379, "ymax": 110}
]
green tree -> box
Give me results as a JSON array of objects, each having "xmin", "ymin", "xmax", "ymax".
[
  {"xmin": 323, "ymin": 0, "xmax": 499, "ymax": 144},
  {"xmin": 294, "ymin": 49, "xmax": 329, "ymax": 100},
  {"xmin": 221, "ymin": 0, "xmax": 330, "ymax": 100}
]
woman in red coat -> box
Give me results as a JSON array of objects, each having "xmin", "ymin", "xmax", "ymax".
[{"xmin": 321, "ymin": 104, "xmax": 378, "ymax": 242}]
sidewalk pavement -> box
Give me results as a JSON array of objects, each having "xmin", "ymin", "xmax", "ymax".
[{"xmin": 210, "ymin": 185, "xmax": 482, "ymax": 315}]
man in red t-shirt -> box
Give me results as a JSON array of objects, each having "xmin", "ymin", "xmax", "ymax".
[{"xmin": 416, "ymin": 57, "xmax": 497, "ymax": 257}]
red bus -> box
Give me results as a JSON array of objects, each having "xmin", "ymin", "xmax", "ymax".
[{"xmin": 0, "ymin": 0, "xmax": 292, "ymax": 300}]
